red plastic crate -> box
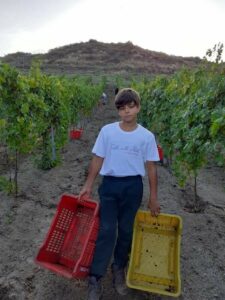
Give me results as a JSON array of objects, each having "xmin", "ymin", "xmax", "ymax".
[
  {"xmin": 70, "ymin": 129, "xmax": 83, "ymax": 139},
  {"xmin": 35, "ymin": 194, "xmax": 99, "ymax": 279},
  {"xmin": 157, "ymin": 145, "xmax": 164, "ymax": 162}
]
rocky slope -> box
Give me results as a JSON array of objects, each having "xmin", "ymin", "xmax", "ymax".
[{"xmin": 1, "ymin": 40, "xmax": 201, "ymax": 78}]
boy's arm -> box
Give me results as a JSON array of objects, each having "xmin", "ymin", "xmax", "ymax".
[
  {"xmin": 146, "ymin": 161, "xmax": 160, "ymax": 216},
  {"xmin": 79, "ymin": 155, "xmax": 104, "ymax": 199}
]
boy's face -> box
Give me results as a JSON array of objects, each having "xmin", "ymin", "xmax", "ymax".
[{"xmin": 117, "ymin": 101, "xmax": 140, "ymax": 123}]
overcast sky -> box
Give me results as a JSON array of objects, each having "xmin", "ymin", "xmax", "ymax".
[{"xmin": 0, "ymin": 0, "xmax": 225, "ymax": 59}]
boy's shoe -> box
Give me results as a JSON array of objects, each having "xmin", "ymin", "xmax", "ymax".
[
  {"xmin": 87, "ymin": 276, "xmax": 103, "ymax": 300},
  {"xmin": 112, "ymin": 264, "xmax": 129, "ymax": 296}
]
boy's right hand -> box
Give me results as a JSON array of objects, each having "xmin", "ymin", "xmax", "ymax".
[{"xmin": 78, "ymin": 185, "xmax": 92, "ymax": 200}]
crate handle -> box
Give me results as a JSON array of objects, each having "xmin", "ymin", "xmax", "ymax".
[{"xmin": 78, "ymin": 195, "xmax": 89, "ymax": 202}]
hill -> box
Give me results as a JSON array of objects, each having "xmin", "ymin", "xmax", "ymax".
[{"xmin": 0, "ymin": 40, "xmax": 201, "ymax": 78}]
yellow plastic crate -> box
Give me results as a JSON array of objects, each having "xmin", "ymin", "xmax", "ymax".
[{"xmin": 127, "ymin": 211, "xmax": 182, "ymax": 297}]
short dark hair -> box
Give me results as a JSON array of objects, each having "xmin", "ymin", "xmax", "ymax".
[{"xmin": 115, "ymin": 88, "xmax": 140, "ymax": 109}]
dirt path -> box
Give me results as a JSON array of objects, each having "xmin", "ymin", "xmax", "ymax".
[{"xmin": 0, "ymin": 90, "xmax": 225, "ymax": 300}]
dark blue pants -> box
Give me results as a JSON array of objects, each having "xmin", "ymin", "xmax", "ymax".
[{"xmin": 90, "ymin": 175, "xmax": 143, "ymax": 277}]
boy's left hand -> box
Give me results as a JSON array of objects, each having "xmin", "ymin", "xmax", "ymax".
[{"xmin": 148, "ymin": 199, "xmax": 160, "ymax": 217}]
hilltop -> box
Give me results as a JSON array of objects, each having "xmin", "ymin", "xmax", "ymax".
[{"xmin": 1, "ymin": 40, "xmax": 201, "ymax": 78}]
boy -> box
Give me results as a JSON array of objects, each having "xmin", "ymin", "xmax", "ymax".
[{"xmin": 79, "ymin": 88, "xmax": 160, "ymax": 300}]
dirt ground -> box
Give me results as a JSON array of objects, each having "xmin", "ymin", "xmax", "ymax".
[{"xmin": 0, "ymin": 89, "xmax": 225, "ymax": 300}]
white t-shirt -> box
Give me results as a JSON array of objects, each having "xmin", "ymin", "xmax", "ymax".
[{"xmin": 92, "ymin": 122, "xmax": 159, "ymax": 177}]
